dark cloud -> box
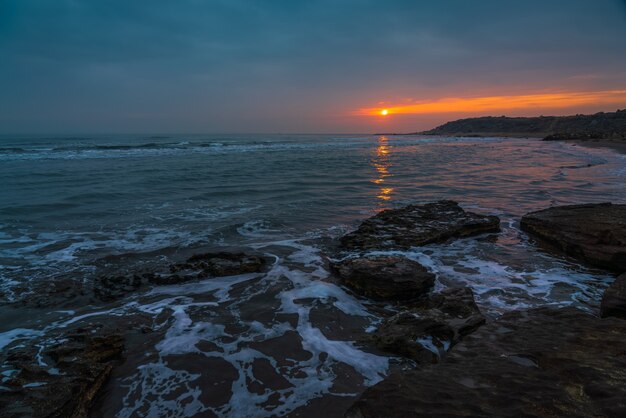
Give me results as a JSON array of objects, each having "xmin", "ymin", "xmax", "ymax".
[{"xmin": 1, "ymin": 0, "xmax": 625, "ymax": 133}]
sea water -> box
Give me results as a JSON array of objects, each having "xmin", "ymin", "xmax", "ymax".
[{"xmin": 1, "ymin": 134, "xmax": 625, "ymax": 416}]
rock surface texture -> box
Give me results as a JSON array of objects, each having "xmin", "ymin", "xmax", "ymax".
[
  {"xmin": 340, "ymin": 200, "xmax": 500, "ymax": 251},
  {"xmin": 601, "ymin": 273, "xmax": 626, "ymax": 319},
  {"xmin": 94, "ymin": 251, "xmax": 268, "ymax": 301},
  {"xmin": 347, "ymin": 307, "xmax": 626, "ymax": 418},
  {"xmin": 520, "ymin": 203, "xmax": 626, "ymax": 272},
  {"xmin": 368, "ymin": 287, "xmax": 485, "ymax": 363},
  {"xmin": 0, "ymin": 329, "xmax": 124, "ymax": 418},
  {"xmin": 171, "ymin": 251, "xmax": 267, "ymax": 278},
  {"xmin": 330, "ymin": 256, "xmax": 435, "ymax": 301}
]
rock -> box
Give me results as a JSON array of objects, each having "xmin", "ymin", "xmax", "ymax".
[
  {"xmin": 340, "ymin": 200, "xmax": 500, "ymax": 251},
  {"xmin": 520, "ymin": 203, "xmax": 626, "ymax": 272},
  {"xmin": 368, "ymin": 287, "xmax": 485, "ymax": 362},
  {"xmin": 0, "ymin": 329, "xmax": 124, "ymax": 418},
  {"xmin": 420, "ymin": 285, "xmax": 483, "ymax": 318},
  {"xmin": 347, "ymin": 307, "xmax": 626, "ymax": 418},
  {"xmin": 95, "ymin": 274, "xmax": 143, "ymax": 301},
  {"xmin": 171, "ymin": 251, "xmax": 267, "ymax": 277},
  {"xmin": 16, "ymin": 277, "xmax": 88, "ymax": 308},
  {"xmin": 94, "ymin": 251, "xmax": 267, "ymax": 301},
  {"xmin": 601, "ymin": 273, "xmax": 626, "ymax": 319},
  {"xmin": 330, "ymin": 256, "xmax": 435, "ymax": 301}
]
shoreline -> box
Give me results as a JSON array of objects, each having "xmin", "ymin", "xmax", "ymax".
[
  {"xmin": 381, "ymin": 132, "xmax": 626, "ymax": 155},
  {"xmin": 565, "ymin": 138, "xmax": 626, "ymax": 155}
]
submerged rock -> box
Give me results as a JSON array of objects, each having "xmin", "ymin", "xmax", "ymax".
[
  {"xmin": 94, "ymin": 251, "xmax": 267, "ymax": 301},
  {"xmin": 340, "ymin": 200, "xmax": 500, "ymax": 251},
  {"xmin": 520, "ymin": 203, "xmax": 626, "ymax": 272},
  {"xmin": 330, "ymin": 256, "xmax": 435, "ymax": 301},
  {"xmin": 0, "ymin": 329, "xmax": 124, "ymax": 418},
  {"xmin": 368, "ymin": 287, "xmax": 485, "ymax": 363},
  {"xmin": 170, "ymin": 251, "xmax": 267, "ymax": 278},
  {"xmin": 347, "ymin": 307, "xmax": 626, "ymax": 417},
  {"xmin": 601, "ymin": 273, "xmax": 626, "ymax": 319}
]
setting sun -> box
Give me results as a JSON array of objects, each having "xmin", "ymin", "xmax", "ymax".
[{"xmin": 356, "ymin": 89, "xmax": 626, "ymax": 117}]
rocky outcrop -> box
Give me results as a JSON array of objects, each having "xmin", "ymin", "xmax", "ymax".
[
  {"xmin": 347, "ymin": 307, "xmax": 626, "ymax": 418},
  {"xmin": 368, "ymin": 287, "xmax": 485, "ymax": 363},
  {"xmin": 544, "ymin": 131, "xmax": 626, "ymax": 141},
  {"xmin": 601, "ymin": 273, "xmax": 626, "ymax": 319},
  {"xmin": 330, "ymin": 256, "xmax": 435, "ymax": 301},
  {"xmin": 520, "ymin": 203, "xmax": 626, "ymax": 272},
  {"xmin": 0, "ymin": 329, "xmax": 124, "ymax": 418},
  {"xmin": 95, "ymin": 251, "xmax": 268, "ymax": 301},
  {"xmin": 340, "ymin": 200, "xmax": 500, "ymax": 251}
]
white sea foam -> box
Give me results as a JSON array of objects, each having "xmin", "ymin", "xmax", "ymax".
[
  {"xmin": 112, "ymin": 240, "xmax": 389, "ymax": 417},
  {"xmin": 364, "ymin": 227, "xmax": 613, "ymax": 314}
]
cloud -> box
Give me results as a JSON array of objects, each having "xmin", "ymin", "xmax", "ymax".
[
  {"xmin": 1, "ymin": 0, "xmax": 626, "ymax": 132},
  {"xmin": 354, "ymin": 90, "xmax": 626, "ymax": 116}
]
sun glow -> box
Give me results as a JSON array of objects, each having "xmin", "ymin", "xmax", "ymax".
[{"xmin": 355, "ymin": 89, "xmax": 626, "ymax": 117}]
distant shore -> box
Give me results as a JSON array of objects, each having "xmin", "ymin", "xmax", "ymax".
[{"xmin": 378, "ymin": 109, "xmax": 626, "ymax": 154}]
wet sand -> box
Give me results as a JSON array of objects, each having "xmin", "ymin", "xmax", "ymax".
[{"xmin": 568, "ymin": 139, "xmax": 626, "ymax": 155}]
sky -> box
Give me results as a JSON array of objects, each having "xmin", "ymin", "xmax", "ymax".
[{"xmin": 1, "ymin": 0, "xmax": 626, "ymax": 134}]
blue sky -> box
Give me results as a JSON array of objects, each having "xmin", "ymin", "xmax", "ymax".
[{"xmin": 1, "ymin": 0, "xmax": 625, "ymax": 133}]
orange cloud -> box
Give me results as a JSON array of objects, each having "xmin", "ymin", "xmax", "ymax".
[{"xmin": 353, "ymin": 89, "xmax": 626, "ymax": 116}]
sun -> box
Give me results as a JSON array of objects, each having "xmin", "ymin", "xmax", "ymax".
[{"xmin": 380, "ymin": 109, "xmax": 389, "ymax": 116}]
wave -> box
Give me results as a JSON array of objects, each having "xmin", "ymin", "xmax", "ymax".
[{"xmin": 0, "ymin": 135, "xmax": 490, "ymax": 161}]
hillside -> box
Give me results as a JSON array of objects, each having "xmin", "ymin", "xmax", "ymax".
[{"xmin": 416, "ymin": 109, "xmax": 626, "ymax": 140}]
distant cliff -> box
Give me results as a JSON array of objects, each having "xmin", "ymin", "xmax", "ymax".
[{"xmin": 417, "ymin": 109, "xmax": 626, "ymax": 140}]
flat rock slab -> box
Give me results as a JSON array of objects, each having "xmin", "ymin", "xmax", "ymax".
[
  {"xmin": 330, "ymin": 256, "xmax": 435, "ymax": 301},
  {"xmin": 340, "ymin": 200, "xmax": 500, "ymax": 251},
  {"xmin": 368, "ymin": 287, "xmax": 485, "ymax": 363},
  {"xmin": 520, "ymin": 203, "xmax": 626, "ymax": 272},
  {"xmin": 347, "ymin": 307, "xmax": 626, "ymax": 418},
  {"xmin": 601, "ymin": 273, "xmax": 626, "ymax": 319}
]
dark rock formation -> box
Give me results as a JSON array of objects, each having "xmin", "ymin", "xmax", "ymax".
[
  {"xmin": 347, "ymin": 307, "xmax": 626, "ymax": 418},
  {"xmin": 170, "ymin": 251, "xmax": 266, "ymax": 278},
  {"xmin": 340, "ymin": 200, "xmax": 500, "ymax": 251},
  {"xmin": 368, "ymin": 287, "xmax": 485, "ymax": 362},
  {"xmin": 94, "ymin": 251, "xmax": 267, "ymax": 301},
  {"xmin": 520, "ymin": 203, "xmax": 626, "ymax": 272},
  {"xmin": 0, "ymin": 329, "xmax": 124, "ymax": 418},
  {"xmin": 330, "ymin": 256, "xmax": 435, "ymax": 301},
  {"xmin": 601, "ymin": 273, "xmax": 626, "ymax": 319},
  {"xmin": 95, "ymin": 274, "xmax": 143, "ymax": 301},
  {"xmin": 544, "ymin": 131, "xmax": 626, "ymax": 141}
]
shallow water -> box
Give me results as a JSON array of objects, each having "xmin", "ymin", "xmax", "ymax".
[{"xmin": 1, "ymin": 134, "xmax": 625, "ymax": 416}]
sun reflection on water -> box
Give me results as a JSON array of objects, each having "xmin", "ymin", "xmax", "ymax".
[{"xmin": 372, "ymin": 136, "xmax": 394, "ymax": 201}]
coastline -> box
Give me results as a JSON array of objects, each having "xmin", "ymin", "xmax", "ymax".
[
  {"xmin": 565, "ymin": 138, "xmax": 626, "ymax": 155},
  {"xmin": 385, "ymin": 131, "xmax": 626, "ymax": 155},
  {"xmin": 377, "ymin": 132, "xmax": 547, "ymax": 138}
]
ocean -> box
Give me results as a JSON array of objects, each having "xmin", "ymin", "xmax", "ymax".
[{"xmin": 1, "ymin": 134, "xmax": 625, "ymax": 416}]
